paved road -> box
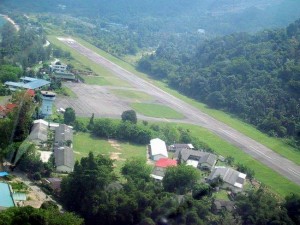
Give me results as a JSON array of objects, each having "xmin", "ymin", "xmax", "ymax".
[{"xmin": 57, "ymin": 37, "xmax": 300, "ymax": 186}]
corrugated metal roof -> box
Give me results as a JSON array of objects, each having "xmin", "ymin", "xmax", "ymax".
[
  {"xmin": 150, "ymin": 138, "xmax": 168, "ymax": 158},
  {"xmin": 12, "ymin": 193, "xmax": 27, "ymax": 201},
  {"xmin": 208, "ymin": 167, "xmax": 246, "ymax": 188},
  {"xmin": 55, "ymin": 124, "xmax": 73, "ymax": 146},
  {"xmin": 54, "ymin": 146, "xmax": 74, "ymax": 169}
]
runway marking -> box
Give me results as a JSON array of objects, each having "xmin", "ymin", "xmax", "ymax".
[
  {"xmin": 288, "ymin": 168, "xmax": 300, "ymax": 177},
  {"xmin": 249, "ymin": 146, "xmax": 272, "ymax": 159},
  {"xmin": 219, "ymin": 129, "xmax": 238, "ymax": 139}
]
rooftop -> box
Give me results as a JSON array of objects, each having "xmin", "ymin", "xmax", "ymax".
[
  {"xmin": 54, "ymin": 146, "xmax": 74, "ymax": 169},
  {"xmin": 155, "ymin": 158, "xmax": 177, "ymax": 168},
  {"xmin": 208, "ymin": 167, "xmax": 247, "ymax": 188},
  {"xmin": 150, "ymin": 138, "xmax": 168, "ymax": 158}
]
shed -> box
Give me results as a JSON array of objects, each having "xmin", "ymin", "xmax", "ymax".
[{"xmin": 149, "ymin": 138, "xmax": 168, "ymax": 161}]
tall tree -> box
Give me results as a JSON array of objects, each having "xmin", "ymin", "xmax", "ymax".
[
  {"xmin": 121, "ymin": 110, "xmax": 137, "ymax": 124},
  {"xmin": 64, "ymin": 107, "xmax": 76, "ymax": 125}
]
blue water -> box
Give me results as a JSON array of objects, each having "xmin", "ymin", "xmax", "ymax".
[{"xmin": 0, "ymin": 182, "xmax": 15, "ymax": 207}]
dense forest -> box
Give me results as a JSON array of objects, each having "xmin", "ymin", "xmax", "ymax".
[
  {"xmin": 138, "ymin": 19, "xmax": 300, "ymax": 145},
  {"xmin": 2, "ymin": 0, "xmax": 300, "ymax": 57}
]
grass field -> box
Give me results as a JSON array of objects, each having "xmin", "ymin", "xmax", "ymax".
[
  {"xmin": 111, "ymin": 89, "xmax": 153, "ymax": 102},
  {"xmin": 73, "ymin": 132, "xmax": 146, "ymax": 174},
  {"xmin": 131, "ymin": 103, "xmax": 185, "ymax": 119},
  {"xmin": 69, "ymin": 37, "xmax": 300, "ymax": 166}
]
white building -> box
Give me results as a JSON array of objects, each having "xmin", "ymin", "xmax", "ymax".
[{"xmin": 149, "ymin": 138, "xmax": 168, "ymax": 161}]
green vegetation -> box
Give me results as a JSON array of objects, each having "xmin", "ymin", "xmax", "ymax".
[
  {"xmin": 0, "ymin": 206, "xmax": 83, "ymax": 225},
  {"xmin": 111, "ymin": 89, "xmax": 153, "ymax": 102},
  {"xmin": 71, "ymin": 32, "xmax": 300, "ymax": 166},
  {"xmin": 131, "ymin": 103, "xmax": 184, "ymax": 119}
]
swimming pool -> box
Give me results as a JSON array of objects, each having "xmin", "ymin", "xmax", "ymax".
[{"xmin": 0, "ymin": 182, "xmax": 15, "ymax": 208}]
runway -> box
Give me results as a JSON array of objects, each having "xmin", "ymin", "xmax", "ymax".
[{"xmin": 57, "ymin": 37, "xmax": 300, "ymax": 186}]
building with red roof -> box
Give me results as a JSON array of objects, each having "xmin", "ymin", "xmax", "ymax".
[
  {"xmin": 151, "ymin": 158, "xmax": 177, "ymax": 181},
  {"xmin": 0, "ymin": 103, "xmax": 17, "ymax": 118},
  {"xmin": 26, "ymin": 89, "xmax": 35, "ymax": 97},
  {"xmin": 155, "ymin": 158, "xmax": 177, "ymax": 168}
]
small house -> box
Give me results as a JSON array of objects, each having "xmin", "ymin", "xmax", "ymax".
[
  {"xmin": 168, "ymin": 143, "xmax": 194, "ymax": 152},
  {"xmin": 207, "ymin": 167, "xmax": 246, "ymax": 193},
  {"xmin": 150, "ymin": 158, "xmax": 177, "ymax": 181},
  {"xmin": 54, "ymin": 124, "xmax": 73, "ymax": 147}
]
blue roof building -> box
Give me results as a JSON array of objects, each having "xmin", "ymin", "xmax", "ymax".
[{"xmin": 5, "ymin": 76, "xmax": 50, "ymax": 91}]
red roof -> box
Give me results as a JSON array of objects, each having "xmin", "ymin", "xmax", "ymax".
[
  {"xmin": 5, "ymin": 103, "xmax": 17, "ymax": 111},
  {"xmin": 155, "ymin": 158, "xmax": 177, "ymax": 168},
  {"xmin": 26, "ymin": 89, "xmax": 35, "ymax": 97}
]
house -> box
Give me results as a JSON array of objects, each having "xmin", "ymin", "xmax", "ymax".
[
  {"xmin": 50, "ymin": 63, "xmax": 68, "ymax": 72},
  {"xmin": 5, "ymin": 77, "xmax": 50, "ymax": 91},
  {"xmin": 0, "ymin": 182, "xmax": 15, "ymax": 210},
  {"xmin": 150, "ymin": 158, "xmax": 177, "ymax": 181},
  {"xmin": 198, "ymin": 153, "xmax": 218, "ymax": 171},
  {"xmin": 28, "ymin": 122, "xmax": 49, "ymax": 147},
  {"xmin": 207, "ymin": 167, "xmax": 247, "ymax": 193},
  {"xmin": 149, "ymin": 138, "xmax": 168, "ymax": 161},
  {"xmin": 43, "ymin": 178, "xmax": 62, "ymax": 194},
  {"xmin": 168, "ymin": 143, "xmax": 194, "ymax": 152},
  {"xmin": 174, "ymin": 149, "xmax": 217, "ymax": 171},
  {"xmin": 54, "ymin": 146, "xmax": 74, "ymax": 173},
  {"xmin": 212, "ymin": 199, "xmax": 235, "ymax": 213},
  {"xmin": 54, "ymin": 124, "xmax": 73, "ymax": 147}
]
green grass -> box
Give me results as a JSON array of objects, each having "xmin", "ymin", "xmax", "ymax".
[
  {"xmin": 176, "ymin": 123, "xmax": 300, "ymax": 197},
  {"xmin": 47, "ymin": 36, "xmax": 131, "ymax": 87},
  {"xmin": 213, "ymin": 190, "xmax": 230, "ymax": 201},
  {"xmin": 61, "ymin": 86, "xmax": 77, "ymax": 98},
  {"xmin": 111, "ymin": 89, "xmax": 153, "ymax": 102},
  {"xmin": 131, "ymin": 103, "xmax": 185, "ymax": 119},
  {"xmin": 73, "ymin": 132, "xmax": 146, "ymax": 173},
  {"xmin": 70, "ymin": 37, "xmax": 300, "ymax": 165}
]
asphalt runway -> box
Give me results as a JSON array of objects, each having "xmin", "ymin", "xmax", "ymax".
[{"xmin": 57, "ymin": 37, "xmax": 300, "ymax": 186}]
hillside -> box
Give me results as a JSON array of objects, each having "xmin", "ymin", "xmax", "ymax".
[{"xmin": 138, "ymin": 19, "xmax": 300, "ymax": 144}]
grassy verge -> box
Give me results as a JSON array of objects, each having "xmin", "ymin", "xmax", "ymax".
[
  {"xmin": 0, "ymin": 96, "xmax": 10, "ymax": 104},
  {"xmin": 131, "ymin": 103, "xmax": 185, "ymax": 119},
  {"xmin": 70, "ymin": 37, "xmax": 300, "ymax": 165},
  {"xmin": 111, "ymin": 89, "xmax": 153, "ymax": 102}
]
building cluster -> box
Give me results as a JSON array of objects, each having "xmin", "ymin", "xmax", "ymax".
[
  {"xmin": 28, "ymin": 119, "xmax": 75, "ymax": 173},
  {"xmin": 148, "ymin": 138, "xmax": 247, "ymax": 193},
  {"xmin": 49, "ymin": 61, "xmax": 76, "ymax": 81}
]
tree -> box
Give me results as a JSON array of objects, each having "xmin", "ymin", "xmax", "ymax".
[
  {"xmin": 87, "ymin": 113, "xmax": 95, "ymax": 130},
  {"xmin": 121, "ymin": 110, "xmax": 137, "ymax": 124},
  {"xmin": 121, "ymin": 158, "xmax": 152, "ymax": 182},
  {"xmin": 0, "ymin": 206, "xmax": 83, "ymax": 225},
  {"xmin": 64, "ymin": 107, "xmax": 76, "ymax": 125},
  {"xmin": 163, "ymin": 164, "xmax": 201, "ymax": 194},
  {"xmin": 284, "ymin": 194, "xmax": 300, "ymax": 225}
]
